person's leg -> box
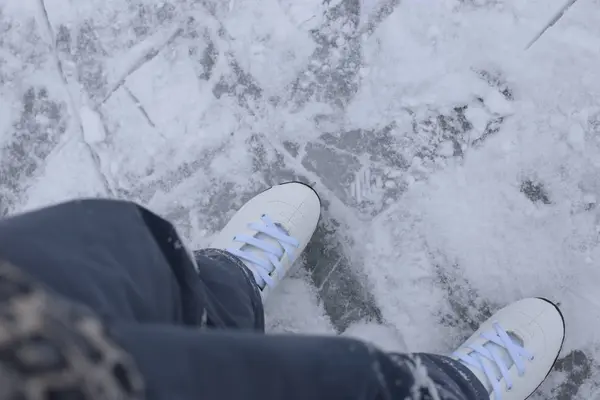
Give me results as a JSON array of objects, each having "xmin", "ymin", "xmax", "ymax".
[
  {"xmin": 0, "ymin": 251, "xmax": 554, "ymax": 400},
  {"xmin": 0, "ymin": 260, "xmax": 559, "ymax": 400},
  {"xmin": 0, "ymin": 195, "xmax": 277, "ymax": 334},
  {"xmin": 0, "ymin": 199, "xmax": 205, "ymax": 326},
  {"xmin": 193, "ymin": 248, "xmax": 265, "ymax": 331},
  {"xmin": 0, "ymin": 196, "xmax": 266, "ymax": 399},
  {"xmin": 0, "ymin": 181, "xmax": 321, "ymax": 336},
  {"xmin": 0, "ymin": 188, "xmax": 565, "ymax": 400},
  {"xmin": 0, "ymin": 255, "xmax": 479, "ymax": 400},
  {"xmin": 112, "ymin": 323, "xmax": 484, "ymax": 400},
  {"xmin": 109, "ymin": 298, "xmax": 566, "ymax": 400}
]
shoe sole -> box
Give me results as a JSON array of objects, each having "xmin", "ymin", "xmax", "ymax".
[{"xmin": 525, "ymin": 297, "xmax": 566, "ymax": 399}]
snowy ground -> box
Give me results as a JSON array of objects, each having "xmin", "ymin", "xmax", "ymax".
[{"xmin": 1, "ymin": 0, "xmax": 600, "ymax": 398}]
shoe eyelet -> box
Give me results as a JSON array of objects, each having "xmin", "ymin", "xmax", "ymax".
[
  {"xmin": 529, "ymin": 355, "xmax": 535, "ymax": 361},
  {"xmin": 507, "ymin": 386, "xmax": 512, "ymax": 391}
]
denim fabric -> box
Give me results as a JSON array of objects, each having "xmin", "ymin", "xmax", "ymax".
[{"xmin": 0, "ymin": 199, "xmax": 486, "ymax": 400}]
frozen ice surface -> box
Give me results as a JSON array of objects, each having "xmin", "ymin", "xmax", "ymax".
[{"xmin": 1, "ymin": 0, "xmax": 600, "ymax": 398}]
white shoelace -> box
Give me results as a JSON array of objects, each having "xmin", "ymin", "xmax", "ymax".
[
  {"xmin": 227, "ymin": 214, "xmax": 300, "ymax": 288},
  {"xmin": 454, "ymin": 322, "xmax": 534, "ymax": 400}
]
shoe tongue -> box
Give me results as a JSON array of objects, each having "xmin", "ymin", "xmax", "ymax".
[{"xmin": 465, "ymin": 332, "xmax": 524, "ymax": 394}]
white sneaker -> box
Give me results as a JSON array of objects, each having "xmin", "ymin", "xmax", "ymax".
[
  {"xmin": 452, "ymin": 298, "xmax": 565, "ymax": 400},
  {"xmin": 210, "ymin": 182, "xmax": 321, "ymax": 300}
]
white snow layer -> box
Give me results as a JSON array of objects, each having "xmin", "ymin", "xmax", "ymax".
[{"xmin": 2, "ymin": 0, "xmax": 600, "ymax": 398}]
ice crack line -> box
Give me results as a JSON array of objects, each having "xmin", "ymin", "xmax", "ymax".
[
  {"xmin": 35, "ymin": 0, "xmax": 116, "ymax": 197},
  {"xmin": 526, "ymin": 0, "xmax": 581, "ymax": 50}
]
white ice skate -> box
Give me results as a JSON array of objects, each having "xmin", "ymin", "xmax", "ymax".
[
  {"xmin": 210, "ymin": 182, "xmax": 321, "ymax": 300},
  {"xmin": 452, "ymin": 298, "xmax": 565, "ymax": 400}
]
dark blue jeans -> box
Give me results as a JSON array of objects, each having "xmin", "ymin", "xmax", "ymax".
[{"xmin": 0, "ymin": 199, "xmax": 486, "ymax": 400}]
